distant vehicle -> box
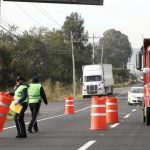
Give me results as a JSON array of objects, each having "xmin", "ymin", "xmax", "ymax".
[
  {"xmin": 82, "ymin": 64, "xmax": 114, "ymax": 98},
  {"xmin": 128, "ymin": 87, "xmax": 144, "ymax": 105}
]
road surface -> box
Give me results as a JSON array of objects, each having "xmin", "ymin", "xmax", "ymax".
[{"xmin": 0, "ymin": 86, "xmax": 149, "ymax": 150}]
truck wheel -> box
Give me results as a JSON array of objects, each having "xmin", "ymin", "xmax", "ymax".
[
  {"xmin": 83, "ymin": 95, "xmax": 89, "ymax": 99},
  {"xmin": 145, "ymin": 107, "xmax": 150, "ymax": 125}
]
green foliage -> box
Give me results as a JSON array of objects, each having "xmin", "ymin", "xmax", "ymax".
[
  {"xmin": 95, "ymin": 29, "xmax": 132, "ymax": 68},
  {"xmin": 0, "ymin": 14, "xmax": 133, "ymax": 92},
  {"xmin": 113, "ymin": 68, "xmax": 130, "ymax": 84},
  {"xmin": 62, "ymin": 12, "xmax": 92, "ymax": 81}
]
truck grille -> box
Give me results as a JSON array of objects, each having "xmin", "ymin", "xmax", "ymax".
[{"xmin": 87, "ymin": 85, "xmax": 98, "ymax": 94}]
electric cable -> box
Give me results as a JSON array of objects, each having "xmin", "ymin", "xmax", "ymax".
[{"xmin": 15, "ymin": 2, "xmax": 42, "ymax": 27}]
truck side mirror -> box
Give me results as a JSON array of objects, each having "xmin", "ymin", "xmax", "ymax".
[
  {"xmin": 142, "ymin": 67, "xmax": 150, "ymax": 73},
  {"xmin": 136, "ymin": 52, "xmax": 142, "ymax": 70}
]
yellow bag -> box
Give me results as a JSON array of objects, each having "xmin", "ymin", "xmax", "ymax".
[{"xmin": 9, "ymin": 101, "xmax": 23, "ymax": 114}]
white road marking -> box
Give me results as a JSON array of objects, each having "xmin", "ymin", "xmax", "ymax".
[
  {"xmin": 75, "ymin": 106, "xmax": 91, "ymax": 113},
  {"xmin": 132, "ymin": 109, "xmax": 136, "ymax": 112},
  {"xmin": 4, "ymin": 106, "xmax": 91, "ymax": 130},
  {"xmin": 110, "ymin": 123, "xmax": 120, "ymax": 128},
  {"xmin": 124, "ymin": 113, "xmax": 131, "ymax": 118},
  {"xmin": 78, "ymin": 141, "xmax": 96, "ymax": 150}
]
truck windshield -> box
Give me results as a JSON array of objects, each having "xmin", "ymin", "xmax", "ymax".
[{"xmin": 84, "ymin": 75, "xmax": 102, "ymax": 82}]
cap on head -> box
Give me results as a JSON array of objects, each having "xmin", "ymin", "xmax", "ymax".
[
  {"xmin": 16, "ymin": 76, "xmax": 25, "ymax": 82},
  {"xmin": 32, "ymin": 75, "xmax": 39, "ymax": 83}
]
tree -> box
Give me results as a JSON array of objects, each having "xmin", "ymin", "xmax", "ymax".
[
  {"xmin": 95, "ymin": 29, "xmax": 132, "ymax": 68},
  {"xmin": 62, "ymin": 12, "xmax": 92, "ymax": 81},
  {"xmin": 11, "ymin": 27, "xmax": 50, "ymax": 81},
  {"xmin": 0, "ymin": 27, "xmax": 17, "ymax": 89},
  {"xmin": 113, "ymin": 68, "xmax": 130, "ymax": 84},
  {"xmin": 44, "ymin": 29, "xmax": 73, "ymax": 84}
]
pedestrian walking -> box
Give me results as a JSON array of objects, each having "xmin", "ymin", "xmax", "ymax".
[
  {"xmin": 28, "ymin": 75, "xmax": 48, "ymax": 133},
  {"xmin": 10, "ymin": 76, "xmax": 28, "ymax": 138}
]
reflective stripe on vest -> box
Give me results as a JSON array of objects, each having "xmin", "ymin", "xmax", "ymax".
[
  {"xmin": 28, "ymin": 83, "xmax": 42, "ymax": 103},
  {"xmin": 14, "ymin": 85, "xmax": 28, "ymax": 103}
]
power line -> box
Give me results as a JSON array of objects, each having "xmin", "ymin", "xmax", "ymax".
[
  {"xmin": 15, "ymin": 2, "xmax": 42, "ymax": 27},
  {"xmin": 2, "ymin": 16, "xmax": 16, "ymax": 26},
  {"xmin": 0, "ymin": 24, "xmax": 18, "ymax": 38},
  {"xmin": 33, "ymin": 3, "xmax": 62, "ymax": 28},
  {"xmin": 2, "ymin": 16, "xmax": 24, "ymax": 32},
  {"xmin": 1, "ymin": 18, "xmax": 23, "ymax": 34}
]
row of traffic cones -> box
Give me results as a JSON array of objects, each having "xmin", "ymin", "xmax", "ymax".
[
  {"xmin": 64, "ymin": 96, "xmax": 119, "ymax": 130},
  {"xmin": 90, "ymin": 96, "xmax": 119, "ymax": 130}
]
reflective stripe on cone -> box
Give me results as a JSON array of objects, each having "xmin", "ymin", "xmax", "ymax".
[
  {"xmin": 65, "ymin": 96, "xmax": 75, "ymax": 114},
  {"xmin": 106, "ymin": 97, "xmax": 119, "ymax": 123}
]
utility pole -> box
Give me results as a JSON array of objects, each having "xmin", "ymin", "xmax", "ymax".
[
  {"xmin": 0, "ymin": 0, "xmax": 2, "ymax": 25},
  {"xmin": 71, "ymin": 32, "xmax": 76, "ymax": 99},
  {"xmin": 89, "ymin": 34, "xmax": 99, "ymax": 64},
  {"xmin": 101, "ymin": 41, "xmax": 104, "ymax": 64}
]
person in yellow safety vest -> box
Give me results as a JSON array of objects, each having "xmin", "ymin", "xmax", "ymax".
[
  {"xmin": 10, "ymin": 76, "xmax": 28, "ymax": 138},
  {"xmin": 27, "ymin": 75, "xmax": 48, "ymax": 133}
]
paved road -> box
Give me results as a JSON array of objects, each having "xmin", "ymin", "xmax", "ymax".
[{"xmin": 0, "ymin": 86, "xmax": 149, "ymax": 150}]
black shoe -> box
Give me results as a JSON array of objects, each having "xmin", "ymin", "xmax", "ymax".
[
  {"xmin": 28, "ymin": 129, "xmax": 33, "ymax": 133},
  {"xmin": 16, "ymin": 135, "xmax": 27, "ymax": 138},
  {"xmin": 34, "ymin": 129, "xmax": 39, "ymax": 133}
]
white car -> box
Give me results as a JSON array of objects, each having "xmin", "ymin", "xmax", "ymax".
[{"xmin": 128, "ymin": 87, "xmax": 144, "ymax": 105}]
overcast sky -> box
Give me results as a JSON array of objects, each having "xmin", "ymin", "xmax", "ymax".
[{"xmin": 1, "ymin": 0, "xmax": 150, "ymax": 48}]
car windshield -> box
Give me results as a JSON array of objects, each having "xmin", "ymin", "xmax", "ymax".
[
  {"xmin": 84, "ymin": 75, "xmax": 102, "ymax": 82},
  {"xmin": 131, "ymin": 88, "xmax": 143, "ymax": 93}
]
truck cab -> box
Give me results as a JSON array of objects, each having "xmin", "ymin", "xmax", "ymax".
[{"xmin": 82, "ymin": 64, "xmax": 114, "ymax": 98}]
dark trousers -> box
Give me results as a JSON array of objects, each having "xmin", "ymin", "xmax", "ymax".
[
  {"xmin": 28, "ymin": 102, "xmax": 41, "ymax": 131},
  {"xmin": 14, "ymin": 102, "xmax": 28, "ymax": 136}
]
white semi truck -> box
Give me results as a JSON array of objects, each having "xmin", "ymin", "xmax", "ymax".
[{"xmin": 82, "ymin": 64, "xmax": 114, "ymax": 98}]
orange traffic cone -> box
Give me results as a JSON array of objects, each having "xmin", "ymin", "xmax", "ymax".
[
  {"xmin": 0, "ymin": 92, "xmax": 13, "ymax": 132},
  {"xmin": 106, "ymin": 97, "xmax": 119, "ymax": 124},
  {"xmin": 65, "ymin": 96, "xmax": 75, "ymax": 114},
  {"xmin": 90, "ymin": 96, "xmax": 107, "ymax": 130}
]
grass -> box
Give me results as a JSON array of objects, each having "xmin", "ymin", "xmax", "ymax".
[
  {"xmin": 43, "ymin": 80, "xmax": 136, "ymax": 101},
  {"xmin": 43, "ymin": 80, "xmax": 82, "ymax": 101}
]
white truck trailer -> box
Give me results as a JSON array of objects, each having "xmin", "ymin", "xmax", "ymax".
[{"xmin": 82, "ymin": 64, "xmax": 114, "ymax": 98}]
